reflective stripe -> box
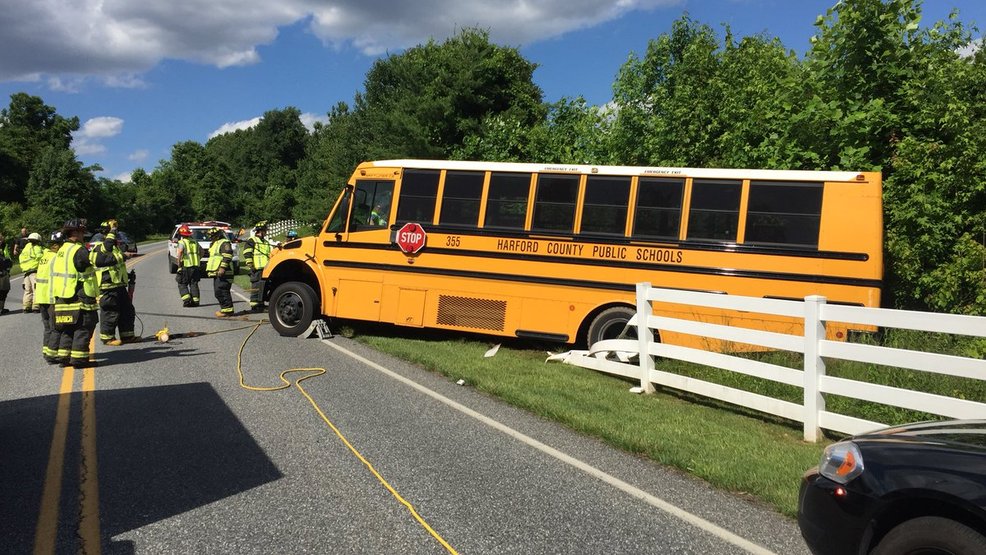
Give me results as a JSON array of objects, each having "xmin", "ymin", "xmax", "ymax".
[
  {"xmin": 34, "ymin": 250, "xmax": 58, "ymax": 305},
  {"xmin": 90, "ymin": 243, "xmax": 127, "ymax": 290},
  {"xmin": 50, "ymin": 244, "xmax": 82, "ymax": 299}
]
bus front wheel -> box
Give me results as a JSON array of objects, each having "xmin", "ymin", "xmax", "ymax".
[
  {"xmin": 586, "ymin": 306, "xmax": 639, "ymax": 347},
  {"xmin": 269, "ymin": 282, "xmax": 317, "ymax": 337}
]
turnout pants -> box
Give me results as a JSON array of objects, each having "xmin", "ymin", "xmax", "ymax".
[
  {"xmin": 0, "ymin": 274, "xmax": 8, "ymax": 311},
  {"xmin": 214, "ymin": 276, "xmax": 233, "ymax": 313},
  {"xmin": 54, "ymin": 309, "xmax": 98, "ymax": 366},
  {"xmin": 249, "ymin": 269, "xmax": 265, "ymax": 308},
  {"xmin": 98, "ymin": 287, "xmax": 136, "ymax": 342},
  {"xmin": 177, "ymin": 266, "xmax": 201, "ymax": 304},
  {"xmin": 23, "ymin": 272, "xmax": 37, "ymax": 310},
  {"xmin": 40, "ymin": 303, "xmax": 55, "ymax": 361}
]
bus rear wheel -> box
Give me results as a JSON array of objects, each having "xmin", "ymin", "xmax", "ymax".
[
  {"xmin": 269, "ymin": 282, "xmax": 317, "ymax": 337},
  {"xmin": 586, "ymin": 306, "xmax": 638, "ymax": 347}
]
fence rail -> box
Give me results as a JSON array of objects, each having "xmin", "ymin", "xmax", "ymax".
[{"xmin": 555, "ymin": 283, "xmax": 986, "ymax": 442}]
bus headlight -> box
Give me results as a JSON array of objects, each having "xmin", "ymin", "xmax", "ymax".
[{"xmin": 819, "ymin": 441, "xmax": 864, "ymax": 484}]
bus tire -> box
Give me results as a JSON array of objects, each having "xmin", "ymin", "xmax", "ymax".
[
  {"xmin": 269, "ymin": 282, "xmax": 317, "ymax": 337},
  {"xmin": 586, "ymin": 306, "xmax": 638, "ymax": 347}
]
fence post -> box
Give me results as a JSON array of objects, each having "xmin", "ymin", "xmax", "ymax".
[
  {"xmin": 636, "ymin": 282, "xmax": 656, "ymax": 394},
  {"xmin": 803, "ymin": 295, "xmax": 827, "ymax": 442}
]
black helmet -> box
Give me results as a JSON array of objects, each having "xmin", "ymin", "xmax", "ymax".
[
  {"xmin": 63, "ymin": 218, "xmax": 87, "ymax": 231},
  {"xmin": 207, "ymin": 226, "xmax": 224, "ymax": 238},
  {"xmin": 254, "ymin": 220, "xmax": 268, "ymax": 232}
]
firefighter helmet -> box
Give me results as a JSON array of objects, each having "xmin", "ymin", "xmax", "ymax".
[
  {"xmin": 63, "ymin": 219, "xmax": 87, "ymax": 231},
  {"xmin": 178, "ymin": 224, "xmax": 192, "ymax": 237},
  {"xmin": 254, "ymin": 220, "xmax": 268, "ymax": 232}
]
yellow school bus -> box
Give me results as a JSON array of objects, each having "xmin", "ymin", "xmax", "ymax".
[{"xmin": 262, "ymin": 160, "xmax": 882, "ymax": 348}]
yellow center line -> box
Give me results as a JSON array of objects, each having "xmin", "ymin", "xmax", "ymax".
[
  {"xmin": 33, "ymin": 367, "xmax": 75, "ymax": 555},
  {"xmin": 79, "ymin": 366, "xmax": 100, "ymax": 555}
]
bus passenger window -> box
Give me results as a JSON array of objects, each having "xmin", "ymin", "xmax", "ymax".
[
  {"xmin": 582, "ymin": 176, "xmax": 630, "ymax": 235},
  {"xmin": 440, "ymin": 171, "xmax": 484, "ymax": 227},
  {"xmin": 633, "ymin": 178, "xmax": 684, "ymax": 240},
  {"xmin": 397, "ymin": 169, "xmax": 440, "ymax": 224},
  {"xmin": 687, "ymin": 179, "xmax": 742, "ymax": 242},
  {"xmin": 351, "ymin": 180, "xmax": 394, "ymax": 231},
  {"xmin": 532, "ymin": 174, "xmax": 579, "ymax": 233},
  {"xmin": 485, "ymin": 172, "xmax": 531, "ymax": 230},
  {"xmin": 745, "ymin": 181, "xmax": 823, "ymax": 247}
]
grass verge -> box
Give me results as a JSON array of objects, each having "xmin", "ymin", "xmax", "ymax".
[{"xmin": 344, "ymin": 323, "xmax": 827, "ymax": 517}]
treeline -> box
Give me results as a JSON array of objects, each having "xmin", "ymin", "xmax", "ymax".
[{"xmin": 1, "ymin": 0, "xmax": 984, "ymax": 314}]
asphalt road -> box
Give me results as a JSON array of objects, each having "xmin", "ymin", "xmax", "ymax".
[{"xmin": 0, "ymin": 242, "xmax": 811, "ymax": 554}]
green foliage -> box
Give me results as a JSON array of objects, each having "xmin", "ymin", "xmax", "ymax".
[
  {"xmin": 354, "ymin": 28, "xmax": 544, "ymax": 159},
  {"xmin": 24, "ymin": 146, "xmax": 97, "ymax": 233}
]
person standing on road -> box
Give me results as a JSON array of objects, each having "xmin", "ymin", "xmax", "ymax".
[
  {"xmin": 18, "ymin": 232, "xmax": 44, "ymax": 313},
  {"xmin": 50, "ymin": 219, "xmax": 99, "ymax": 367},
  {"xmin": 206, "ymin": 227, "xmax": 234, "ymax": 317},
  {"xmin": 174, "ymin": 224, "xmax": 202, "ymax": 307},
  {"xmin": 242, "ymin": 220, "xmax": 272, "ymax": 313},
  {"xmin": 0, "ymin": 231, "xmax": 11, "ymax": 315},
  {"xmin": 90, "ymin": 220, "xmax": 138, "ymax": 345},
  {"xmin": 11, "ymin": 227, "xmax": 28, "ymax": 258},
  {"xmin": 35, "ymin": 231, "xmax": 63, "ymax": 363}
]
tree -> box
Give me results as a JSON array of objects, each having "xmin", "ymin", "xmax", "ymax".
[
  {"xmin": 355, "ymin": 28, "xmax": 545, "ymax": 159},
  {"xmin": 24, "ymin": 146, "xmax": 97, "ymax": 233},
  {"xmin": 0, "ymin": 93, "xmax": 79, "ymax": 204}
]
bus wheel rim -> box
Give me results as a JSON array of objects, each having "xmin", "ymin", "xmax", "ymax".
[{"xmin": 276, "ymin": 292, "xmax": 303, "ymax": 327}]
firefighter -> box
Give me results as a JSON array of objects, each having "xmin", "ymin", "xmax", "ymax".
[
  {"xmin": 50, "ymin": 219, "xmax": 98, "ymax": 367},
  {"xmin": 242, "ymin": 220, "xmax": 273, "ymax": 313},
  {"xmin": 174, "ymin": 224, "xmax": 202, "ymax": 307},
  {"xmin": 35, "ymin": 231, "xmax": 63, "ymax": 363},
  {"xmin": 90, "ymin": 220, "xmax": 138, "ymax": 345},
  {"xmin": 0, "ymin": 231, "xmax": 11, "ymax": 315},
  {"xmin": 18, "ymin": 231, "xmax": 44, "ymax": 312},
  {"xmin": 206, "ymin": 227, "xmax": 234, "ymax": 317}
]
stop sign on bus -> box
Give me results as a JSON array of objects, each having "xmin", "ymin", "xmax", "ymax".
[{"xmin": 396, "ymin": 222, "xmax": 427, "ymax": 254}]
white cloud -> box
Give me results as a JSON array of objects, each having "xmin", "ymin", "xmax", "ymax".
[
  {"xmin": 113, "ymin": 172, "xmax": 133, "ymax": 183},
  {"xmin": 72, "ymin": 116, "xmax": 124, "ymax": 157},
  {"xmin": 300, "ymin": 112, "xmax": 329, "ymax": 131},
  {"xmin": 128, "ymin": 149, "xmax": 149, "ymax": 162},
  {"xmin": 0, "ymin": 1, "xmax": 681, "ymax": 85},
  {"xmin": 957, "ymin": 37, "xmax": 982, "ymax": 58},
  {"xmin": 208, "ymin": 116, "xmax": 262, "ymax": 139},
  {"xmin": 79, "ymin": 117, "xmax": 125, "ymax": 139}
]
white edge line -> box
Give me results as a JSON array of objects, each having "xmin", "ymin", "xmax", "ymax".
[{"xmin": 320, "ymin": 338, "xmax": 778, "ymax": 555}]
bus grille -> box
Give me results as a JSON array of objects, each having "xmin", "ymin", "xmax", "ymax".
[{"xmin": 436, "ymin": 295, "xmax": 507, "ymax": 331}]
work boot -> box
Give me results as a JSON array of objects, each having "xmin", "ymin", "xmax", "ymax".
[
  {"xmin": 105, "ymin": 339, "xmax": 123, "ymax": 346},
  {"xmin": 190, "ymin": 300, "xmax": 199, "ymax": 307},
  {"xmin": 215, "ymin": 310, "xmax": 231, "ymax": 318},
  {"xmin": 182, "ymin": 299, "xmax": 191, "ymax": 307}
]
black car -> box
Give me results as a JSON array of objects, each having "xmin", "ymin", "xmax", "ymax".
[{"xmin": 799, "ymin": 419, "xmax": 986, "ymax": 555}]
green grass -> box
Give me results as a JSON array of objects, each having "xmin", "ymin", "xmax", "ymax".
[
  {"xmin": 340, "ymin": 323, "xmax": 986, "ymax": 517},
  {"xmin": 341, "ymin": 323, "xmax": 826, "ymax": 516},
  {"xmin": 139, "ymin": 233, "xmax": 170, "ymax": 244}
]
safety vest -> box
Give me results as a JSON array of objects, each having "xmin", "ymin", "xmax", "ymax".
[
  {"xmin": 18, "ymin": 242, "xmax": 43, "ymax": 273},
  {"xmin": 50, "ymin": 243, "xmax": 98, "ymax": 309},
  {"xmin": 89, "ymin": 239, "xmax": 127, "ymax": 290},
  {"xmin": 245, "ymin": 236, "xmax": 272, "ymax": 270},
  {"xmin": 34, "ymin": 249, "xmax": 58, "ymax": 305},
  {"xmin": 178, "ymin": 237, "xmax": 200, "ymax": 267},
  {"xmin": 206, "ymin": 238, "xmax": 231, "ymax": 276}
]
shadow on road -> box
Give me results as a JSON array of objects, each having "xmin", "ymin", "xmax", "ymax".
[{"xmin": 0, "ymin": 383, "xmax": 282, "ymax": 553}]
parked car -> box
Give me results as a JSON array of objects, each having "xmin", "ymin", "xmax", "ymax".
[
  {"xmin": 798, "ymin": 419, "xmax": 986, "ymax": 555},
  {"xmin": 86, "ymin": 231, "xmax": 137, "ymax": 254},
  {"xmin": 167, "ymin": 221, "xmax": 240, "ymax": 274}
]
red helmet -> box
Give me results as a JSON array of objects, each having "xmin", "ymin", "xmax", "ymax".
[{"xmin": 178, "ymin": 224, "xmax": 192, "ymax": 237}]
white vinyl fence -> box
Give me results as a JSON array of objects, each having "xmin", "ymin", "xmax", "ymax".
[
  {"xmin": 266, "ymin": 219, "xmax": 307, "ymax": 237},
  {"xmin": 555, "ymin": 283, "xmax": 986, "ymax": 442}
]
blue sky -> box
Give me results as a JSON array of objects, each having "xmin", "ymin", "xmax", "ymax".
[{"xmin": 0, "ymin": 0, "xmax": 982, "ymax": 182}]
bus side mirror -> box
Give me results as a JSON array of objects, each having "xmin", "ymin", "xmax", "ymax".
[{"xmin": 335, "ymin": 233, "xmax": 342, "ymax": 242}]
